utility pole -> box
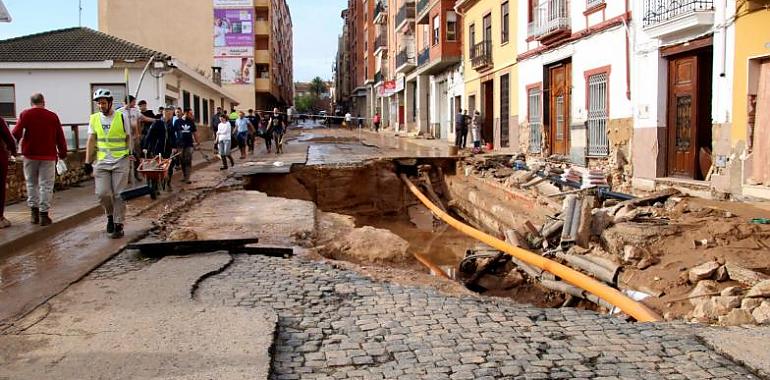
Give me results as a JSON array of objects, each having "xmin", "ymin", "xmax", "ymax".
[{"xmin": 78, "ymin": 0, "xmax": 82, "ymax": 27}]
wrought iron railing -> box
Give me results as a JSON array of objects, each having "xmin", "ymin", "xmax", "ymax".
[
  {"xmin": 586, "ymin": 0, "xmax": 605, "ymax": 9},
  {"xmin": 417, "ymin": 47, "xmax": 430, "ymax": 66},
  {"xmin": 528, "ymin": 0, "xmax": 571, "ymax": 39},
  {"xmin": 396, "ymin": 48, "xmax": 415, "ymax": 68},
  {"xmin": 396, "ymin": 1, "xmax": 416, "ymax": 28},
  {"xmin": 375, "ymin": 34, "xmax": 388, "ymax": 51},
  {"xmin": 374, "ymin": 1, "xmax": 386, "ymax": 20},
  {"xmin": 416, "ymin": 0, "xmax": 430, "ymax": 16},
  {"xmin": 643, "ymin": 0, "xmax": 714, "ymax": 27},
  {"xmin": 470, "ymin": 41, "xmax": 492, "ymax": 70}
]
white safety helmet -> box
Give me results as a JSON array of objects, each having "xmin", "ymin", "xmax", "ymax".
[{"xmin": 92, "ymin": 88, "xmax": 113, "ymax": 101}]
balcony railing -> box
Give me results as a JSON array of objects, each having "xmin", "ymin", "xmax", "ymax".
[
  {"xmin": 417, "ymin": 47, "xmax": 430, "ymax": 66},
  {"xmin": 416, "ymin": 0, "xmax": 430, "ymax": 16},
  {"xmin": 527, "ymin": 0, "xmax": 571, "ymax": 40},
  {"xmin": 643, "ymin": 0, "xmax": 714, "ymax": 27},
  {"xmin": 374, "ymin": 1, "xmax": 385, "ymax": 21},
  {"xmin": 395, "ymin": 1, "xmax": 416, "ymax": 29},
  {"xmin": 586, "ymin": 0, "xmax": 605, "ymax": 9},
  {"xmin": 374, "ymin": 70, "xmax": 383, "ymax": 84},
  {"xmin": 375, "ymin": 34, "xmax": 388, "ymax": 52},
  {"xmin": 396, "ymin": 48, "xmax": 416, "ymax": 69},
  {"xmin": 470, "ymin": 41, "xmax": 492, "ymax": 70}
]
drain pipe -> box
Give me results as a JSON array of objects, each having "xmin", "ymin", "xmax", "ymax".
[{"xmin": 400, "ymin": 174, "xmax": 661, "ymax": 322}]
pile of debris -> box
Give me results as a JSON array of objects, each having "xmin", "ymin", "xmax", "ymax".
[{"xmin": 687, "ymin": 261, "xmax": 770, "ymax": 325}]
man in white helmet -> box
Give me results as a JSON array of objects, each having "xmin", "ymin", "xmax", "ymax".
[{"xmin": 83, "ymin": 88, "xmax": 132, "ymax": 239}]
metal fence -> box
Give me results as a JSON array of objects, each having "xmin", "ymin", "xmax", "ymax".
[
  {"xmin": 587, "ymin": 73, "xmax": 609, "ymax": 156},
  {"xmin": 643, "ymin": 0, "xmax": 714, "ymax": 27},
  {"xmin": 527, "ymin": 88, "xmax": 542, "ymax": 153}
]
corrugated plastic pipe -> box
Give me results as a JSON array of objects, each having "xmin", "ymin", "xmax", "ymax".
[{"xmin": 400, "ymin": 174, "xmax": 661, "ymax": 322}]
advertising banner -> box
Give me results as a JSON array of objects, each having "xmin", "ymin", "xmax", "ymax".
[
  {"xmin": 214, "ymin": 46, "xmax": 254, "ymax": 58},
  {"xmin": 213, "ymin": 8, "xmax": 255, "ymax": 47},
  {"xmin": 215, "ymin": 57, "xmax": 255, "ymax": 85},
  {"xmin": 214, "ymin": 0, "xmax": 253, "ymax": 7}
]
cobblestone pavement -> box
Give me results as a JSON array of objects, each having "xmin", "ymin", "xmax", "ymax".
[{"xmin": 198, "ymin": 254, "xmax": 757, "ymax": 380}]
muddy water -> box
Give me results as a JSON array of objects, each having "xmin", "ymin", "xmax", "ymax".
[{"xmin": 356, "ymin": 204, "xmax": 477, "ymax": 270}]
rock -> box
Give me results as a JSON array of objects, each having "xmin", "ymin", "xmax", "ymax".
[
  {"xmin": 752, "ymin": 301, "xmax": 770, "ymax": 324},
  {"xmin": 636, "ymin": 256, "xmax": 659, "ymax": 270},
  {"xmin": 591, "ymin": 209, "xmax": 614, "ymax": 235},
  {"xmin": 689, "ymin": 261, "xmax": 720, "ymax": 283},
  {"xmin": 714, "ymin": 265, "xmax": 729, "ymax": 282},
  {"xmin": 167, "ymin": 229, "xmax": 199, "ymax": 241},
  {"xmin": 318, "ymin": 226, "xmax": 410, "ymax": 263},
  {"xmin": 741, "ymin": 298, "xmax": 763, "ymax": 312},
  {"xmin": 689, "ymin": 280, "xmax": 718, "ymax": 306},
  {"xmin": 713, "ymin": 296, "xmax": 741, "ymax": 311},
  {"xmin": 622, "ymin": 245, "xmax": 644, "ymax": 263},
  {"xmin": 718, "ymin": 309, "xmax": 756, "ymax": 326},
  {"xmin": 720, "ymin": 286, "xmax": 743, "ymax": 297},
  {"xmin": 746, "ymin": 279, "xmax": 770, "ymax": 298},
  {"xmin": 691, "ymin": 298, "xmax": 731, "ymax": 322}
]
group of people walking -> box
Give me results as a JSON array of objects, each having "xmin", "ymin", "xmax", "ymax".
[
  {"xmin": 0, "ymin": 89, "xmax": 291, "ymax": 239},
  {"xmin": 455, "ymin": 109, "xmax": 484, "ymax": 151},
  {"xmin": 212, "ymin": 107, "xmax": 287, "ymax": 170}
]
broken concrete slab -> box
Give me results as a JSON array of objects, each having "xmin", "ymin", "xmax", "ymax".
[
  {"xmin": 719, "ymin": 309, "xmax": 756, "ymax": 326},
  {"xmin": 725, "ymin": 262, "xmax": 770, "ymax": 287},
  {"xmin": 699, "ymin": 327, "xmax": 770, "ymax": 378},
  {"xmin": 689, "ymin": 261, "xmax": 721, "ymax": 283},
  {"xmin": 0, "ymin": 252, "xmax": 276, "ymax": 380},
  {"xmin": 754, "ymin": 302, "xmax": 770, "ymax": 324}
]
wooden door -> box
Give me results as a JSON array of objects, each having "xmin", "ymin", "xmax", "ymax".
[
  {"xmin": 549, "ymin": 63, "xmax": 570, "ymax": 155},
  {"xmin": 667, "ymin": 55, "xmax": 699, "ymax": 178},
  {"xmin": 750, "ymin": 59, "xmax": 770, "ymax": 185},
  {"xmin": 483, "ymin": 81, "xmax": 494, "ymax": 145}
]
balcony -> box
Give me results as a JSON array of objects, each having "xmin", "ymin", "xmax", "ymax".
[
  {"xmin": 586, "ymin": 0, "xmax": 604, "ymax": 9},
  {"xmin": 374, "ymin": 34, "xmax": 388, "ymax": 56},
  {"xmin": 254, "ymin": 20, "xmax": 270, "ymax": 35},
  {"xmin": 395, "ymin": 48, "xmax": 416, "ymax": 73},
  {"xmin": 254, "ymin": 49, "xmax": 270, "ymax": 64},
  {"xmin": 470, "ymin": 41, "xmax": 492, "ymax": 71},
  {"xmin": 643, "ymin": 0, "xmax": 714, "ymax": 39},
  {"xmin": 374, "ymin": 1, "xmax": 387, "ymax": 24},
  {"xmin": 416, "ymin": 0, "xmax": 431, "ymax": 24},
  {"xmin": 417, "ymin": 47, "xmax": 430, "ymax": 66},
  {"xmin": 395, "ymin": 1, "xmax": 416, "ymax": 31},
  {"xmin": 527, "ymin": 0, "xmax": 571, "ymax": 44},
  {"xmin": 374, "ymin": 70, "xmax": 383, "ymax": 84}
]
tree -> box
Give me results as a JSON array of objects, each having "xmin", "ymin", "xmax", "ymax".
[
  {"xmin": 309, "ymin": 77, "xmax": 327, "ymax": 98},
  {"xmin": 294, "ymin": 94, "xmax": 314, "ymax": 113}
]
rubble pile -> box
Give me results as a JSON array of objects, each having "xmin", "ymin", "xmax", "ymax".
[{"xmin": 455, "ymin": 154, "xmax": 770, "ymax": 323}]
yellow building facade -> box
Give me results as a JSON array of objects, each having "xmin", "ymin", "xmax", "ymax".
[
  {"xmin": 457, "ymin": 0, "xmax": 519, "ymax": 151},
  {"xmin": 725, "ymin": 1, "xmax": 770, "ymax": 198}
]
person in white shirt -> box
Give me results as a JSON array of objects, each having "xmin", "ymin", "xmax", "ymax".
[
  {"xmin": 216, "ymin": 114, "xmax": 234, "ymax": 170},
  {"xmin": 117, "ymin": 95, "xmax": 154, "ymax": 181},
  {"xmin": 344, "ymin": 112, "xmax": 352, "ymax": 129}
]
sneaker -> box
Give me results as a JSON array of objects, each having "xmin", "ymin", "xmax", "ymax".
[
  {"xmin": 39, "ymin": 212, "xmax": 52, "ymax": 227},
  {"xmin": 106, "ymin": 215, "xmax": 115, "ymax": 234},
  {"xmin": 110, "ymin": 224, "xmax": 124, "ymax": 239}
]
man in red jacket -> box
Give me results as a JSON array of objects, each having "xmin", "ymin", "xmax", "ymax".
[{"xmin": 11, "ymin": 93, "xmax": 68, "ymax": 226}]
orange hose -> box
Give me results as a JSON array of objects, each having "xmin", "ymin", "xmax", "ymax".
[{"xmin": 400, "ymin": 174, "xmax": 661, "ymax": 322}]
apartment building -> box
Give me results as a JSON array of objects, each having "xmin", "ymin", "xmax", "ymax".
[
  {"xmin": 457, "ymin": 0, "xmax": 519, "ymax": 151},
  {"xmin": 98, "ymin": 0, "xmax": 293, "ymax": 111},
  {"xmin": 630, "ymin": 0, "xmax": 735, "ymax": 195},
  {"xmin": 515, "ymin": 0, "xmax": 632, "ymax": 172}
]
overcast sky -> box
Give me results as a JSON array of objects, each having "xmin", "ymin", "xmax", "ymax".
[{"xmin": 0, "ymin": 0, "xmax": 346, "ymax": 83}]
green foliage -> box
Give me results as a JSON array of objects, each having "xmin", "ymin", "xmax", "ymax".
[
  {"xmin": 309, "ymin": 77, "xmax": 327, "ymax": 98},
  {"xmin": 294, "ymin": 94, "xmax": 315, "ymax": 113}
]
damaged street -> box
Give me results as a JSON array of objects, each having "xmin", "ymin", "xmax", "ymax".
[{"xmin": 1, "ymin": 123, "xmax": 769, "ymax": 379}]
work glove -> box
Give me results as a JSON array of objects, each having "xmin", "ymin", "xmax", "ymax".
[{"xmin": 83, "ymin": 162, "xmax": 93, "ymax": 175}]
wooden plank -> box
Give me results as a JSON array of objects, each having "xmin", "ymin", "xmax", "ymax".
[{"xmin": 127, "ymin": 238, "xmax": 261, "ymax": 256}]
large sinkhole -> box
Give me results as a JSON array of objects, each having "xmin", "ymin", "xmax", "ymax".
[{"xmin": 239, "ymin": 158, "xmax": 600, "ymax": 311}]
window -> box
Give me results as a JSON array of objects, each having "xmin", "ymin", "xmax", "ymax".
[
  {"xmin": 501, "ymin": 2, "xmax": 509, "ymax": 44},
  {"xmin": 500, "ymin": 74, "xmax": 510, "ymax": 148},
  {"xmin": 193, "ymin": 95, "xmax": 201, "ymax": 123},
  {"xmin": 202, "ymin": 98, "xmax": 209, "ymax": 125},
  {"xmin": 446, "ymin": 11, "xmax": 457, "ymax": 41},
  {"xmin": 0, "ymin": 85, "xmax": 14, "ymax": 119},
  {"xmin": 527, "ymin": 86, "xmax": 542, "ymax": 153},
  {"xmin": 90, "ymin": 84, "xmax": 126, "ymax": 113},
  {"xmin": 483, "ymin": 13, "xmax": 492, "ymax": 42},
  {"xmin": 468, "ymin": 24, "xmax": 475, "ymax": 55},
  {"xmin": 587, "ymin": 72, "xmax": 609, "ymax": 156},
  {"xmin": 182, "ymin": 90, "xmax": 191, "ymax": 110},
  {"xmin": 432, "ymin": 15, "xmax": 440, "ymax": 46}
]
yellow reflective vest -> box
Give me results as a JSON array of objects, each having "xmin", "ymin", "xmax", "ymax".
[{"xmin": 89, "ymin": 112, "xmax": 129, "ymax": 161}]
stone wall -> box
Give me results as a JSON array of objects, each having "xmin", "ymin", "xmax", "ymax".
[{"xmin": 4, "ymin": 151, "xmax": 90, "ymax": 206}]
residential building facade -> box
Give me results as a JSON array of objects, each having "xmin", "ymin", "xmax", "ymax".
[
  {"xmin": 458, "ymin": 0, "xmax": 519, "ymax": 150},
  {"xmin": 630, "ymin": 0, "xmax": 735, "ymax": 195},
  {"xmin": 98, "ymin": 0, "xmax": 293, "ymax": 111}
]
